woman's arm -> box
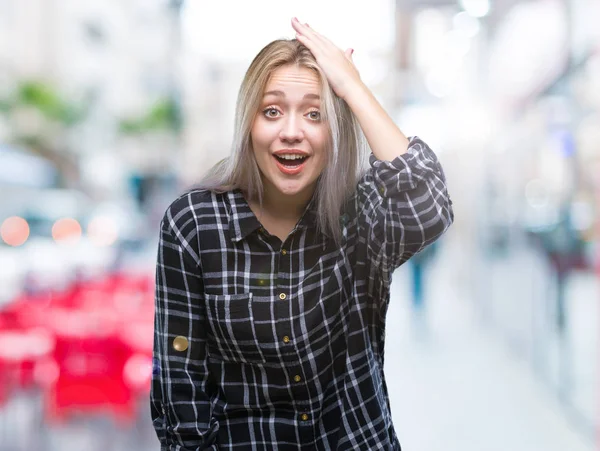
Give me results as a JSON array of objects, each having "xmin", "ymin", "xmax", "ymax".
[
  {"xmin": 343, "ymin": 82, "xmax": 410, "ymax": 161},
  {"xmin": 152, "ymin": 210, "xmax": 219, "ymax": 450},
  {"xmin": 356, "ymin": 136, "xmax": 454, "ymax": 273}
]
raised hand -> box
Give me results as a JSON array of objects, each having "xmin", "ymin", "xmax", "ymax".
[{"xmin": 291, "ymin": 17, "xmax": 363, "ymax": 101}]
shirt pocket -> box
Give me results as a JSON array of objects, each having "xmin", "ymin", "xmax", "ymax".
[{"xmin": 203, "ymin": 293, "xmax": 267, "ymax": 365}]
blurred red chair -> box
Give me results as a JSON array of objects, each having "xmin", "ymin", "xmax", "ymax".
[
  {"xmin": 44, "ymin": 310, "xmax": 137, "ymax": 426},
  {"xmin": 0, "ymin": 326, "xmax": 55, "ymax": 392},
  {"xmin": 0, "ymin": 271, "xmax": 155, "ymax": 424}
]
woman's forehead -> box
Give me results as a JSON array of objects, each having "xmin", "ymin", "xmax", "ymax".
[{"xmin": 263, "ymin": 66, "xmax": 321, "ymax": 97}]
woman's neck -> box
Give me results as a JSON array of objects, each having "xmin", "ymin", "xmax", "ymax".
[
  {"xmin": 248, "ymin": 180, "xmax": 316, "ymax": 224},
  {"xmin": 262, "ymin": 190, "xmax": 311, "ymax": 221},
  {"xmin": 263, "ymin": 175, "xmax": 315, "ymax": 215}
]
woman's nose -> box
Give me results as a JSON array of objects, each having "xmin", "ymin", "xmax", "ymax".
[{"xmin": 279, "ymin": 115, "xmax": 304, "ymax": 142}]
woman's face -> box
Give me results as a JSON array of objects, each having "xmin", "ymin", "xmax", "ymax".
[{"xmin": 251, "ymin": 64, "xmax": 329, "ymax": 201}]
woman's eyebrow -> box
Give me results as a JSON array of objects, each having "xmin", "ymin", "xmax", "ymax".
[{"xmin": 263, "ymin": 90, "xmax": 320, "ymax": 100}]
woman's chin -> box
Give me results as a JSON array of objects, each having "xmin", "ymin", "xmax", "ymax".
[
  {"xmin": 272, "ymin": 180, "xmax": 314, "ymax": 198},
  {"xmin": 275, "ymin": 185, "xmax": 306, "ymax": 197}
]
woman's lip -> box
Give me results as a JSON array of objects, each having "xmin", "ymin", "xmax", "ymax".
[
  {"xmin": 273, "ymin": 150, "xmax": 310, "ymax": 157},
  {"xmin": 273, "ymin": 155, "xmax": 309, "ymax": 175}
]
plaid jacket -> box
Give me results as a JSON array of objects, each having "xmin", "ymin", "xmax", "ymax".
[{"xmin": 151, "ymin": 137, "xmax": 454, "ymax": 450}]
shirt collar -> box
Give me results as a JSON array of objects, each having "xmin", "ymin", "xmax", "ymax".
[
  {"xmin": 226, "ymin": 189, "xmax": 323, "ymax": 243},
  {"xmin": 226, "ymin": 190, "xmax": 262, "ymax": 243},
  {"xmin": 296, "ymin": 193, "xmax": 321, "ymax": 232}
]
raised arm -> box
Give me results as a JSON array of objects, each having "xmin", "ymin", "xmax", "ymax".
[
  {"xmin": 357, "ymin": 137, "xmax": 454, "ymax": 274},
  {"xmin": 292, "ymin": 18, "xmax": 453, "ymax": 274}
]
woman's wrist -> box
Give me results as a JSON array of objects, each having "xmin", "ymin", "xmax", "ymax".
[{"xmin": 340, "ymin": 80, "xmax": 370, "ymax": 104}]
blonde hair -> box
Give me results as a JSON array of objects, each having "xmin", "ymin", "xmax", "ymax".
[{"xmin": 196, "ymin": 38, "xmax": 368, "ymax": 245}]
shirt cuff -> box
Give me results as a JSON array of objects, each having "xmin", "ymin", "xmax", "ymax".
[{"xmin": 368, "ymin": 136, "xmax": 445, "ymax": 196}]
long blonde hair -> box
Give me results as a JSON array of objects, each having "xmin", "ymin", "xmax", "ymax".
[{"xmin": 196, "ymin": 38, "xmax": 368, "ymax": 245}]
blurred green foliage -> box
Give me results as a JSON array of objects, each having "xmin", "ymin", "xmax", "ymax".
[
  {"xmin": 119, "ymin": 98, "xmax": 181, "ymax": 134},
  {"xmin": 0, "ymin": 81, "xmax": 87, "ymax": 185},
  {"xmin": 0, "ymin": 81, "xmax": 86, "ymax": 126}
]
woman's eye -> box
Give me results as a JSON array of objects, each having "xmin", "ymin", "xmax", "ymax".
[
  {"xmin": 307, "ymin": 111, "xmax": 321, "ymax": 121},
  {"xmin": 263, "ymin": 108, "xmax": 280, "ymax": 118}
]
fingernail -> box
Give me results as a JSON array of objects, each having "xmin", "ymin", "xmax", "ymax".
[
  {"xmin": 351, "ymin": 48, "xmax": 354, "ymax": 54},
  {"xmin": 293, "ymin": 17, "xmax": 298, "ymax": 22}
]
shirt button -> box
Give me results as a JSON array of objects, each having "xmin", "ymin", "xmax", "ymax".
[
  {"xmin": 294, "ymin": 375, "xmax": 301, "ymax": 382},
  {"xmin": 279, "ymin": 293, "xmax": 287, "ymax": 300},
  {"xmin": 300, "ymin": 413, "xmax": 309, "ymax": 421},
  {"xmin": 281, "ymin": 248, "xmax": 287, "ymax": 255},
  {"xmin": 172, "ymin": 336, "xmax": 189, "ymax": 352},
  {"xmin": 283, "ymin": 336, "xmax": 290, "ymax": 344}
]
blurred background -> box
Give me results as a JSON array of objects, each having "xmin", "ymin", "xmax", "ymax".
[{"xmin": 0, "ymin": 0, "xmax": 598, "ymax": 450}]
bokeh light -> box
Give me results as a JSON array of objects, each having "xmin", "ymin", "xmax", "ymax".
[
  {"xmin": 1, "ymin": 216, "xmax": 30, "ymax": 246},
  {"xmin": 87, "ymin": 216, "xmax": 119, "ymax": 247},
  {"xmin": 51, "ymin": 218, "xmax": 82, "ymax": 243}
]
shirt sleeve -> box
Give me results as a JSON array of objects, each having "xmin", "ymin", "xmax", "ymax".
[
  {"xmin": 356, "ymin": 136, "xmax": 454, "ymax": 274},
  {"xmin": 151, "ymin": 212, "xmax": 220, "ymax": 451}
]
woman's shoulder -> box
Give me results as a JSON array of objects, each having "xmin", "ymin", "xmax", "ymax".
[{"xmin": 160, "ymin": 187, "xmax": 228, "ymax": 233}]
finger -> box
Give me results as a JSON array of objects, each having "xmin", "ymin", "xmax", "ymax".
[
  {"xmin": 295, "ymin": 32, "xmax": 325, "ymax": 58},
  {"xmin": 292, "ymin": 17, "xmax": 312, "ymax": 36},
  {"xmin": 293, "ymin": 25, "xmax": 326, "ymax": 54},
  {"xmin": 296, "ymin": 20, "xmax": 324, "ymax": 40},
  {"xmin": 304, "ymin": 23, "xmax": 333, "ymax": 47},
  {"xmin": 344, "ymin": 48, "xmax": 354, "ymax": 61},
  {"xmin": 292, "ymin": 18, "xmax": 328, "ymax": 48}
]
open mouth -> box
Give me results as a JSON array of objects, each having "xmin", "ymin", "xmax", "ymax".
[
  {"xmin": 274, "ymin": 155, "xmax": 309, "ymax": 167},
  {"xmin": 273, "ymin": 154, "xmax": 310, "ymax": 175}
]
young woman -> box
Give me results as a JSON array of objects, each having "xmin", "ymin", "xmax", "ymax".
[{"xmin": 151, "ymin": 18, "xmax": 454, "ymax": 450}]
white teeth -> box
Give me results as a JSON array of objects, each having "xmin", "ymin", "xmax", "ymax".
[{"xmin": 276, "ymin": 154, "xmax": 306, "ymax": 160}]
